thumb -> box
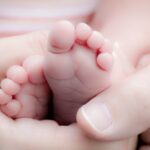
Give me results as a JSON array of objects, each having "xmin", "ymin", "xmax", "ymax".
[{"xmin": 77, "ymin": 65, "xmax": 150, "ymax": 141}]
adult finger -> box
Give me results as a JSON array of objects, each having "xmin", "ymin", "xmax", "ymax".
[
  {"xmin": 77, "ymin": 65, "xmax": 150, "ymax": 141},
  {"xmin": 0, "ymin": 112, "xmax": 133, "ymax": 150}
]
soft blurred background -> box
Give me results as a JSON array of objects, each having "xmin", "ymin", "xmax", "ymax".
[{"xmin": 0, "ymin": 0, "xmax": 98, "ymax": 37}]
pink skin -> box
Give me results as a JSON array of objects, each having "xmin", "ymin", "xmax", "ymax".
[
  {"xmin": 43, "ymin": 20, "xmax": 136, "ymax": 150},
  {"xmin": 0, "ymin": 20, "xmax": 134, "ymax": 150},
  {"xmin": 0, "ymin": 21, "xmax": 136, "ymax": 150},
  {"xmin": 0, "ymin": 21, "xmax": 113, "ymax": 124},
  {"xmin": 136, "ymin": 55, "xmax": 150, "ymax": 150},
  {"xmin": 0, "ymin": 55, "xmax": 50, "ymax": 119},
  {"xmin": 44, "ymin": 20, "xmax": 114, "ymax": 124}
]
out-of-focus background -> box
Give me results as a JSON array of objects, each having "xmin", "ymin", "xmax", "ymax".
[{"xmin": 0, "ymin": 0, "xmax": 98, "ymax": 38}]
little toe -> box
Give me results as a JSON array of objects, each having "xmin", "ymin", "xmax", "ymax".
[
  {"xmin": 97, "ymin": 53, "xmax": 114, "ymax": 71},
  {"xmin": 50, "ymin": 20, "xmax": 75, "ymax": 53},
  {"xmin": 76, "ymin": 23, "xmax": 92, "ymax": 44},
  {"xmin": 7, "ymin": 65, "xmax": 28, "ymax": 84},
  {"xmin": 0, "ymin": 89, "xmax": 12, "ymax": 105},
  {"xmin": 1, "ymin": 100, "xmax": 21, "ymax": 117},
  {"xmin": 1, "ymin": 79, "xmax": 21, "ymax": 95},
  {"xmin": 23, "ymin": 55, "xmax": 45, "ymax": 84},
  {"xmin": 87, "ymin": 31, "xmax": 104, "ymax": 50}
]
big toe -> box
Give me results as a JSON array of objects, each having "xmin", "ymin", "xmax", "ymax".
[{"xmin": 50, "ymin": 20, "xmax": 75, "ymax": 53}]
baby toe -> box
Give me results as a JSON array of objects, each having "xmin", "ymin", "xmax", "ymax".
[
  {"xmin": 97, "ymin": 53, "xmax": 114, "ymax": 71},
  {"xmin": 1, "ymin": 100, "xmax": 21, "ymax": 117},
  {"xmin": 0, "ymin": 89, "xmax": 12, "ymax": 105},
  {"xmin": 1, "ymin": 79, "xmax": 21, "ymax": 95},
  {"xmin": 7, "ymin": 65, "xmax": 28, "ymax": 84},
  {"xmin": 50, "ymin": 20, "xmax": 75, "ymax": 53},
  {"xmin": 100, "ymin": 39, "xmax": 113, "ymax": 53},
  {"xmin": 76, "ymin": 23, "xmax": 92, "ymax": 43},
  {"xmin": 87, "ymin": 31, "xmax": 104, "ymax": 50},
  {"xmin": 23, "ymin": 55, "xmax": 45, "ymax": 84}
]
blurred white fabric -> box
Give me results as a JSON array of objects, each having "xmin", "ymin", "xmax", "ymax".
[{"xmin": 0, "ymin": 0, "xmax": 98, "ymax": 37}]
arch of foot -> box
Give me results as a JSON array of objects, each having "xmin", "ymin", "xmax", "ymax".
[
  {"xmin": 0, "ymin": 55, "xmax": 50, "ymax": 119},
  {"xmin": 44, "ymin": 21, "xmax": 115, "ymax": 124}
]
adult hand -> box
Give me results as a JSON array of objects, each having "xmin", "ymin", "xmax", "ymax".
[
  {"xmin": 77, "ymin": 65, "xmax": 150, "ymax": 141},
  {"xmin": 1, "ymin": 112, "xmax": 135, "ymax": 150},
  {"xmin": 0, "ymin": 112, "xmax": 92, "ymax": 150},
  {"xmin": 0, "ymin": 31, "xmax": 132, "ymax": 150}
]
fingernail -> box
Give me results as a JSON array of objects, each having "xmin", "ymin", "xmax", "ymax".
[{"xmin": 81, "ymin": 102, "xmax": 112, "ymax": 133}]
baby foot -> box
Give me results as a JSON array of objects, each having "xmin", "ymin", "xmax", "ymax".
[
  {"xmin": 0, "ymin": 55, "xmax": 50, "ymax": 119},
  {"xmin": 44, "ymin": 21, "xmax": 114, "ymax": 124}
]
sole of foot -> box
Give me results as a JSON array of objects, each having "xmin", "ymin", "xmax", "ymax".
[
  {"xmin": 44, "ymin": 20, "xmax": 114, "ymax": 124},
  {"xmin": 0, "ymin": 55, "xmax": 50, "ymax": 119}
]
